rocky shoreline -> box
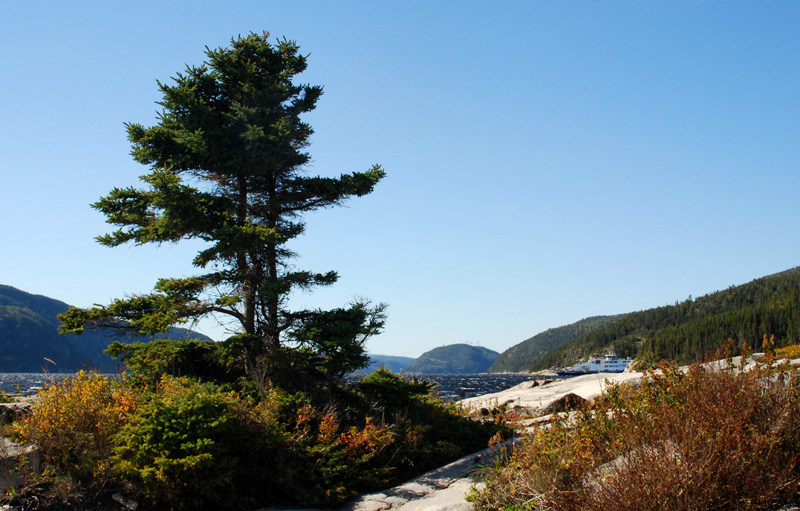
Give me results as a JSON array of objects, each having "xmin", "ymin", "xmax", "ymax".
[{"xmin": 460, "ymin": 369, "xmax": 643, "ymax": 415}]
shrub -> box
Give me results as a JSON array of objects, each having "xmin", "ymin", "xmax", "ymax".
[
  {"xmin": 267, "ymin": 373, "xmax": 437, "ymax": 506},
  {"xmin": 11, "ymin": 366, "xmax": 504, "ymax": 510},
  {"xmin": 471, "ymin": 362, "xmax": 800, "ymax": 511},
  {"xmin": 106, "ymin": 338, "xmax": 241, "ymax": 387},
  {"xmin": 14, "ymin": 370, "xmax": 138, "ymax": 485},
  {"xmin": 291, "ymin": 413, "xmax": 399, "ymax": 506},
  {"xmin": 356, "ymin": 369, "xmax": 506, "ymax": 481},
  {"xmin": 776, "ymin": 344, "xmax": 800, "ymax": 360},
  {"xmin": 357, "ymin": 367, "xmax": 436, "ymax": 409},
  {"xmin": 264, "ymin": 369, "xmax": 506, "ymax": 508},
  {"xmin": 112, "ymin": 376, "xmax": 279, "ymax": 510}
]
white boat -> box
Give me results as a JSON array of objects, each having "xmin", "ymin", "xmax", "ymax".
[{"xmin": 555, "ymin": 353, "xmax": 632, "ymax": 376}]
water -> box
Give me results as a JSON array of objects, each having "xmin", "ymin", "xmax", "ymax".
[
  {"xmin": 413, "ymin": 373, "xmax": 547, "ymax": 401},
  {"xmin": 349, "ymin": 373, "xmax": 546, "ymax": 402},
  {"xmin": 0, "ymin": 373, "xmax": 65, "ymax": 396},
  {"xmin": 2, "ymin": 372, "xmax": 545, "ymax": 401}
]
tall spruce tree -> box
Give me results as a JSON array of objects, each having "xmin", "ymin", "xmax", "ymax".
[{"xmin": 60, "ymin": 33, "xmax": 386, "ymax": 387}]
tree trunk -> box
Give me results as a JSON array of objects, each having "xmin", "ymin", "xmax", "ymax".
[{"xmin": 238, "ymin": 176, "xmax": 256, "ymax": 335}]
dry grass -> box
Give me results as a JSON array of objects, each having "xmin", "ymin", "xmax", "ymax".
[
  {"xmin": 470, "ymin": 359, "xmax": 800, "ymax": 511},
  {"xmin": 776, "ymin": 344, "xmax": 800, "ymax": 360}
]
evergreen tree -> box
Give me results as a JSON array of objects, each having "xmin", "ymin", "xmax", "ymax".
[{"xmin": 60, "ymin": 33, "xmax": 386, "ymax": 388}]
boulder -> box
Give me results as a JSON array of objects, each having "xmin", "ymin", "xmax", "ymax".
[
  {"xmin": 0, "ymin": 403, "xmax": 32, "ymax": 424},
  {"xmin": 112, "ymin": 493, "xmax": 140, "ymax": 510},
  {"xmin": 541, "ymin": 393, "xmax": 588, "ymax": 414}
]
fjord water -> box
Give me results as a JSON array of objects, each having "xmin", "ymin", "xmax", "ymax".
[
  {"xmin": 0, "ymin": 373, "xmax": 65, "ymax": 396},
  {"xmin": 415, "ymin": 373, "xmax": 544, "ymax": 401},
  {"xmin": 348, "ymin": 373, "xmax": 544, "ymax": 402},
  {"xmin": 4, "ymin": 372, "xmax": 543, "ymax": 401}
]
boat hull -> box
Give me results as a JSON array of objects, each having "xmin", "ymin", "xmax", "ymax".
[
  {"xmin": 555, "ymin": 369, "xmax": 627, "ymax": 376},
  {"xmin": 555, "ymin": 353, "xmax": 632, "ymax": 376}
]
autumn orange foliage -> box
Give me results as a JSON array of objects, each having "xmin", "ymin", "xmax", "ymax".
[
  {"xmin": 471, "ymin": 359, "xmax": 800, "ymax": 511},
  {"xmin": 14, "ymin": 370, "xmax": 138, "ymax": 483}
]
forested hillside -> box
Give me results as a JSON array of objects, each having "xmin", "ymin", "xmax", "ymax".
[
  {"xmin": 403, "ymin": 344, "xmax": 498, "ymax": 374},
  {"xmin": 488, "ymin": 315, "xmax": 625, "ymax": 373},
  {"xmin": 0, "ymin": 285, "xmax": 210, "ymax": 372},
  {"xmin": 532, "ymin": 267, "xmax": 800, "ymax": 370}
]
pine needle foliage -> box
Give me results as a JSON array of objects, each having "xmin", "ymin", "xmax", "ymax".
[{"xmin": 57, "ymin": 32, "xmax": 386, "ymax": 389}]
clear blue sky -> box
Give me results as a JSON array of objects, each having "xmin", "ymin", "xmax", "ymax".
[{"xmin": 2, "ymin": 2, "xmax": 798, "ymax": 358}]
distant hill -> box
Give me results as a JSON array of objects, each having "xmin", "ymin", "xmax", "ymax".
[
  {"xmin": 0, "ymin": 285, "xmax": 211, "ymax": 372},
  {"xmin": 532, "ymin": 266, "xmax": 800, "ymax": 371},
  {"xmin": 403, "ymin": 344, "xmax": 499, "ymax": 374},
  {"xmin": 354, "ymin": 354, "xmax": 415, "ymax": 374},
  {"xmin": 488, "ymin": 315, "xmax": 626, "ymax": 373}
]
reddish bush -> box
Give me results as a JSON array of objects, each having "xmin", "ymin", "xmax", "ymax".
[{"xmin": 471, "ymin": 361, "xmax": 800, "ymax": 511}]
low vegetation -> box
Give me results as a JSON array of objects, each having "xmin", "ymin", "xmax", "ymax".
[
  {"xmin": 4, "ymin": 367, "xmax": 503, "ymax": 510},
  {"xmin": 470, "ymin": 355, "xmax": 800, "ymax": 511},
  {"xmin": 776, "ymin": 344, "xmax": 800, "ymax": 360}
]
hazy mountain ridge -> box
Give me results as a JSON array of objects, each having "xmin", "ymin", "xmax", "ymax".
[
  {"xmin": 355, "ymin": 354, "xmax": 416, "ymax": 374},
  {"xmin": 0, "ymin": 285, "xmax": 211, "ymax": 372},
  {"xmin": 403, "ymin": 344, "xmax": 499, "ymax": 374},
  {"xmin": 6, "ymin": 265, "xmax": 799, "ymax": 374}
]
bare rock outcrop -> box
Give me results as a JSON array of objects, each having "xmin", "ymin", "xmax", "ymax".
[{"xmin": 540, "ymin": 392, "xmax": 588, "ymax": 414}]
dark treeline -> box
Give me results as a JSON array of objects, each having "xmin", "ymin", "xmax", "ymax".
[{"xmin": 532, "ymin": 267, "xmax": 800, "ymax": 370}]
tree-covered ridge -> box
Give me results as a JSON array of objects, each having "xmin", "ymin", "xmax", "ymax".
[
  {"xmin": 532, "ymin": 266, "xmax": 800, "ymax": 370},
  {"xmin": 0, "ymin": 285, "xmax": 211, "ymax": 372},
  {"xmin": 488, "ymin": 315, "xmax": 626, "ymax": 373},
  {"xmin": 403, "ymin": 344, "xmax": 499, "ymax": 374}
]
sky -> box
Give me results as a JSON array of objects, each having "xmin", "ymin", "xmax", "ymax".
[{"xmin": 2, "ymin": 1, "xmax": 798, "ymax": 359}]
